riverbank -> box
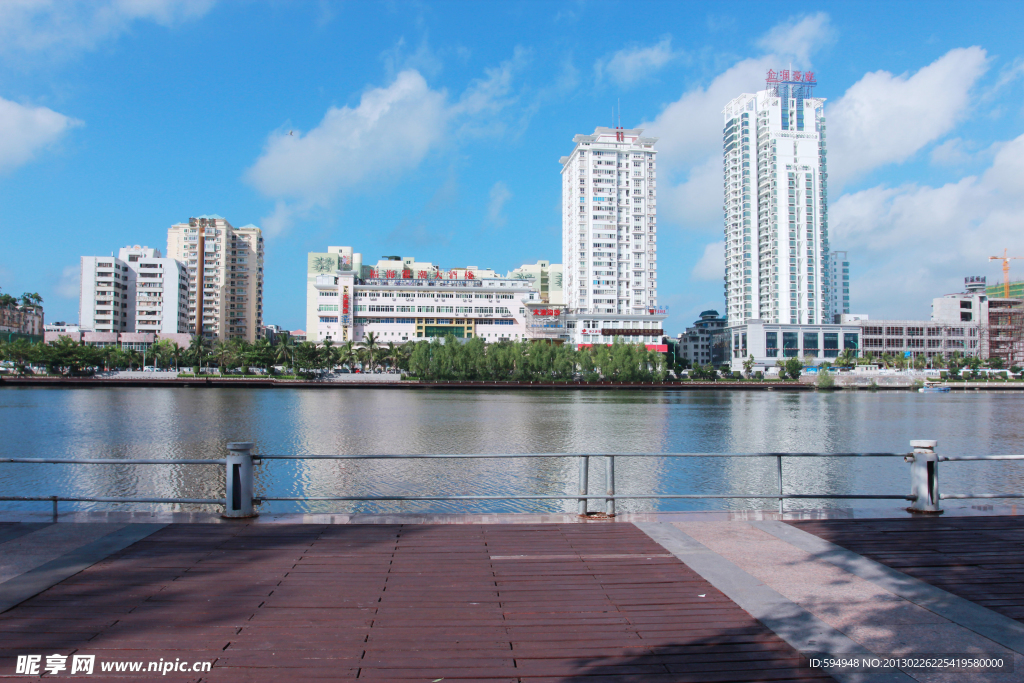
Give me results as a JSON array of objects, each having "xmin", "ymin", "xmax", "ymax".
[
  {"xmin": 7, "ymin": 374, "xmax": 1024, "ymax": 390},
  {"xmin": 2, "ymin": 375, "xmax": 814, "ymax": 390}
]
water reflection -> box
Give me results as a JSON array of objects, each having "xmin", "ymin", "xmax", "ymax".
[{"xmin": 1, "ymin": 387, "xmax": 1023, "ymax": 514}]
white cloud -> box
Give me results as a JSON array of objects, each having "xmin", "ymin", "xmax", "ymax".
[
  {"xmin": 248, "ymin": 52, "xmax": 527, "ymax": 235},
  {"xmin": 0, "ymin": 96, "xmax": 82, "ymax": 173},
  {"xmin": 0, "ymin": 0, "xmax": 214, "ymax": 57},
  {"xmin": 691, "ymin": 242, "xmax": 724, "ymax": 281},
  {"xmin": 930, "ymin": 137, "xmax": 974, "ymax": 166},
  {"xmin": 642, "ymin": 15, "xmax": 832, "ymax": 175},
  {"xmin": 595, "ymin": 37, "xmax": 677, "ymax": 87},
  {"xmin": 259, "ymin": 201, "xmax": 296, "ymax": 239},
  {"xmin": 659, "ymin": 156, "xmax": 722, "ymax": 229},
  {"xmin": 486, "ymin": 181, "xmax": 511, "ymax": 227},
  {"xmin": 56, "ymin": 264, "xmax": 80, "ymax": 298},
  {"xmin": 755, "ymin": 13, "xmax": 834, "ymax": 64},
  {"xmin": 827, "ymin": 47, "xmax": 989, "ymax": 187},
  {"xmin": 247, "ymin": 70, "xmax": 448, "ymax": 205},
  {"xmin": 831, "ymin": 132, "xmax": 1024, "ymax": 318},
  {"xmin": 642, "ymin": 56, "xmax": 773, "ymax": 173}
]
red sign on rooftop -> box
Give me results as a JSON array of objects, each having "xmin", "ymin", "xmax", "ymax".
[{"xmin": 766, "ymin": 69, "xmax": 816, "ymax": 86}]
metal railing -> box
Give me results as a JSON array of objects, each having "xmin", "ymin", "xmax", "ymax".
[{"xmin": 0, "ymin": 441, "xmax": 1020, "ymax": 520}]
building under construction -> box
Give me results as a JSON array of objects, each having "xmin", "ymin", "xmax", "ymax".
[
  {"xmin": 985, "ymin": 281, "xmax": 1024, "ymax": 299},
  {"xmin": 938, "ymin": 277, "xmax": 1024, "ymax": 367}
]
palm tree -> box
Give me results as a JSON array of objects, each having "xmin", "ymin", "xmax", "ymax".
[
  {"xmin": 273, "ymin": 337, "xmax": 295, "ymax": 373},
  {"xmin": 361, "ymin": 332, "xmax": 380, "ymax": 372},
  {"xmin": 188, "ymin": 335, "xmax": 211, "ymax": 372},
  {"xmin": 168, "ymin": 342, "xmax": 184, "ymax": 372},
  {"xmin": 212, "ymin": 340, "xmax": 234, "ymax": 374},
  {"xmin": 339, "ymin": 341, "xmax": 357, "ymax": 371},
  {"xmin": 384, "ymin": 342, "xmax": 402, "ymax": 372}
]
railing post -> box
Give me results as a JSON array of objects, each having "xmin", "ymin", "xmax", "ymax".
[
  {"xmin": 223, "ymin": 442, "xmax": 258, "ymax": 519},
  {"xmin": 605, "ymin": 456, "xmax": 616, "ymax": 516},
  {"xmin": 908, "ymin": 440, "xmax": 941, "ymax": 514},
  {"xmin": 578, "ymin": 455, "xmax": 589, "ymax": 515},
  {"xmin": 51, "ymin": 496, "xmax": 58, "ymax": 523},
  {"xmin": 776, "ymin": 455, "xmax": 784, "ymax": 516}
]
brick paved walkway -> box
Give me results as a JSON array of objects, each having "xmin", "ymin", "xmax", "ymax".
[{"xmin": 0, "ymin": 523, "xmax": 831, "ymax": 682}]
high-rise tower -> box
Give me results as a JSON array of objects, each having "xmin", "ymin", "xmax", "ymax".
[
  {"xmin": 560, "ymin": 127, "xmax": 658, "ymax": 315},
  {"xmin": 828, "ymin": 250, "xmax": 850, "ymax": 322},
  {"xmin": 167, "ymin": 215, "xmax": 264, "ymax": 341},
  {"xmin": 723, "ymin": 70, "xmax": 829, "ymax": 325}
]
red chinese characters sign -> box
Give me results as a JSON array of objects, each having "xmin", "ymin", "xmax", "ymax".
[
  {"xmin": 767, "ymin": 69, "xmax": 815, "ymax": 84},
  {"xmin": 533, "ymin": 309, "xmax": 560, "ymax": 316},
  {"xmin": 342, "ymin": 294, "xmax": 350, "ymax": 314}
]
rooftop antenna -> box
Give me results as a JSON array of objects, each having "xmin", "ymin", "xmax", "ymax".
[{"xmin": 617, "ymin": 98, "xmax": 621, "ymax": 128}]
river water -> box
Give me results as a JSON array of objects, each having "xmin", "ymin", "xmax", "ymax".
[{"xmin": 1, "ymin": 386, "xmax": 1022, "ymax": 515}]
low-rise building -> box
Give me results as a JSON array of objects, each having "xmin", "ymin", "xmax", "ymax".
[
  {"xmin": 565, "ymin": 312, "xmax": 667, "ymax": 351},
  {"xmin": 1, "ymin": 305, "xmax": 44, "ymax": 341},
  {"xmin": 724, "ymin": 319, "xmax": 863, "ymax": 372},
  {"xmin": 676, "ymin": 310, "xmax": 727, "ymax": 366},
  {"xmin": 856, "ymin": 320, "xmax": 980, "ymax": 361},
  {"xmin": 43, "ymin": 330, "xmax": 191, "ymax": 351}
]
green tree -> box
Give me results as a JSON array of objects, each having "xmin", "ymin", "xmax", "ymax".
[
  {"xmin": 360, "ymin": 332, "xmax": 381, "ymax": 372},
  {"xmin": 784, "ymin": 356, "xmax": 803, "ymax": 380},
  {"xmin": 274, "ymin": 336, "xmax": 296, "ymax": 372}
]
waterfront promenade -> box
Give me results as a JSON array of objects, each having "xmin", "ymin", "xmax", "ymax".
[{"xmin": 1, "ymin": 512, "xmax": 1022, "ymax": 681}]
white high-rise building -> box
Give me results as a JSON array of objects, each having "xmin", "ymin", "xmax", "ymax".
[
  {"xmin": 560, "ymin": 127, "xmax": 658, "ymax": 315},
  {"xmin": 723, "ymin": 70, "xmax": 829, "ymax": 325},
  {"xmin": 80, "ymin": 255, "xmax": 133, "ymax": 333},
  {"xmin": 79, "ymin": 246, "xmax": 189, "ymax": 335},
  {"xmin": 828, "ymin": 250, "xmax": 850, "ymax": 322},
  {"xmin": 118, "ymin": 246, "xmax": 189, "ymax": 335}
]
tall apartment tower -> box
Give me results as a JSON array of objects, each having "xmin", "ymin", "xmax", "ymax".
[
  {"xmin": 167, "ymin": 215, "xmax": 264, "ymax": 342},
  {"xmin": 560, "ymin": 127, "xmax": 658, "ymax": 314},
  {"xmin": 828, "ymin": 250, "xmax": 850, "ymax": 322},
  {"xmin": 723, "ymin": 70, "xmax": 829, "ymax": 325}
]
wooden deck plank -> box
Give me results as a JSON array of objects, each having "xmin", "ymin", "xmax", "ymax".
[
  {"xmin": 0, "ymin": 523, "xmax": 834, "ymax": 682},
  {"xmin": 789, "ymin": 514, "xmax": 1024, "ymax": 625}
]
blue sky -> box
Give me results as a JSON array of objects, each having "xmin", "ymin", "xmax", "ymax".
[{"xmin": 2, "ymin": 0, "xmax": 1024, "ymax": 334}]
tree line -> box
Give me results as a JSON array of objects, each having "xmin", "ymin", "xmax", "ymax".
[{"xmin": 0, "ymin": 332, "xmax": 669, "ymax": 382}]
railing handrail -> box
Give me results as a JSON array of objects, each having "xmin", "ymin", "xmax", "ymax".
[
  {"xmin": 256, "ymin": 452, "xmax": 912, "ymax": 460},
  {"xmin": 0, "ymin": 458, "xmax": 226, "ymax": 465},
  {"xmin": 2, "ymin": 442, "xmax": 1021, "ymax": 520}
]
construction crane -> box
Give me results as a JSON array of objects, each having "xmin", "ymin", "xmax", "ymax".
[{"xmin": 989, "ymin": 249, "xmax": 1024, "ymax": 298}]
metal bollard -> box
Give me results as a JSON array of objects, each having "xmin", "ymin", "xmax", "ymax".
[
  {"xmin": 908, "ymin": 439, "xmax": 942, "ymax": 514},
  {"xmin": 223, "ymin": 442, "xmax": 258, "ymax": 519},
  {"xmin": 776, "ymin": 455, "xmax": 784, "ymax": 516},
  {"xmin": 578, "ymin": 455, "xmax": 589, "ymax": 515},
  {"xmin": 605, "ymin": 456, "xmax": 616, "ymax": 516}
]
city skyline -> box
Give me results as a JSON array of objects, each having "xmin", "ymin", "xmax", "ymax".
[{"xmin": 2, "ymin": 3, "xmax": 1023, "ymax": 335}]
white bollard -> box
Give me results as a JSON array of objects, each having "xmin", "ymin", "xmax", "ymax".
[
  {"xmin": 908, "ymin": 439, "xmax": 941, "ymax": 514},
  {"xmin": 223, "ymin": 442, "xmax": 258, "ymax": 518}
]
